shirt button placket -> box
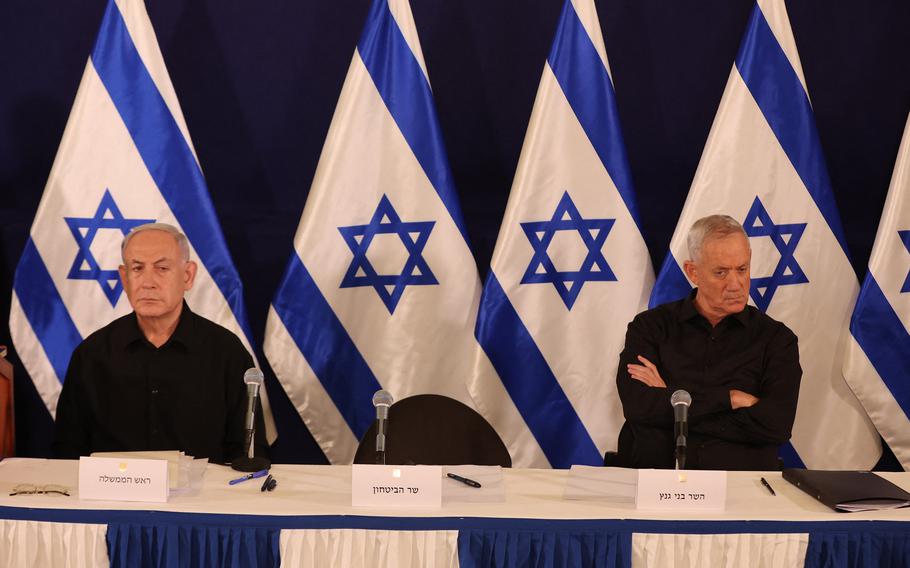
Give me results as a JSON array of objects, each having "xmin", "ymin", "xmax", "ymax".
[
  {"xmin": 704, "ymin": 333, "xmax": 714, "ymax": 373},
  {"xmin": 149, "ymin": 351, "xmax": 160, "ymax": 443}
]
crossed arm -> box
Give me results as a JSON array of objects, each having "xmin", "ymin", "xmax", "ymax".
[
  {"xmin": 617, "ymin": 316, "xmax": 802, "ymax": 446},
  {"xmin": 626, "ymin": 355, "xmax": 759, "ymax": 410}
]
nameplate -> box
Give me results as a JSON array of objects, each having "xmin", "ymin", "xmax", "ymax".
[
  {"xmin": 78, "ymin": 456, "xmax": 169, "ymax": 503},
  {"xmin": 351, "ymin": 464, "xmax": 442, "ymax": 508},
  {"xmin": 636, "ymin": 469, "xmax": 726, "ymax": 512}
]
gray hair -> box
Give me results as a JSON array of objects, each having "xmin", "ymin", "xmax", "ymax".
[
  {"xmin": 686, "ymin": 215, "xmax": 747, "ymax": 262},
  {"xmin": 121, "ymin": 223, "xmax": 191, "ymax": 262}
]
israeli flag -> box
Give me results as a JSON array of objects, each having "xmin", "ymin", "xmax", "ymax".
[
  {"xmin": 471, "ymin": 0, "xmax": 654, "ymax": 468},
  {"xmin": 9, "ymin": 0, "xmax": 275, "ymax": 441},
  {"xmin": 651, "ymin": 0, "xmax": 879, "ymax": 469},
  {"xmin": 844, "ymin": 112, "xmax": 910, "ymax": 470},
  {"xmin": 263, "ymin": 0, "xmax": 482, "ymax": 464}
]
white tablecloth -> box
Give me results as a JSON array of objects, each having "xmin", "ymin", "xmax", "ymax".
[{"xmin": 1, "ymin": 459, "xmax": 908, "ymax": 567}]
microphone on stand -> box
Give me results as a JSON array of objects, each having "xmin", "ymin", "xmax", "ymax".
[
  {"xmin": 671, "ymin": 389, "xmax": 691, "ymax": 470},
  {"xmin": 232, "ymin": 368, "xmax": 271, "ymax": 472},
  {"xmin": 372, "ymin": 390, "xmax": 394, "ymax": 465}
]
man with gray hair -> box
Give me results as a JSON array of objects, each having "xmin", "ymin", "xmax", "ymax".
[
  {"xmin": 54, "ymin": 223, "xmax": 267, "ymax": 464},
  {"xmin": 613, "ymin": 215, "xmax": 801, "ymax": 470}
]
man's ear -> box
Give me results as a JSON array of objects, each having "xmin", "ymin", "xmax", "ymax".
[
  {"xmin": 683, "ymin": 260, "xmax": 698, "ymax": 285},
  {"xmin": 183, "ymin": 260, "xmax": 198, "ymax": 291}
]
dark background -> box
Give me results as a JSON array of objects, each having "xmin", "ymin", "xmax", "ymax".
[{"xmin": 1, "ymin": 1, "xmax": 909, "ymax": 465}]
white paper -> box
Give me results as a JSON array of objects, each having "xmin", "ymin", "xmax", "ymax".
[
  {"xmin": 78, "ymin": 456, "xmax": 169, "ymax": 503},
  {"xmin": 91, "ymin": 450, "xmax": 183, "ymax": 490},
  {"xmin": 636, "ymin": 469, "xmax": 726, "ymax": 512},
  {"xmin": 564, "ymin": 465, "xmax": 637, "ymax": 503},
  {"xmin": 351, "ymin": 464, "xmax": 442, "ymax": 508}
]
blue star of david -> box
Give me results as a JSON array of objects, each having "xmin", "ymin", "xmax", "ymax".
[
  {"xmin": 64, "ymin": 189, "xmax": 155, "ymax": 307},
  {"xmin": 899, "ymin": 230, "xmax": 910, "ymax": 293},
  {"xmin": 742, "ymin": 196, "xmax": 808, "ymax": 312},
  {"xmin": 338, "ymin": 194, "xmax": 438, "ymax": 314},
  {"xmin": 519, "ymin": 191, "xmax": 616, "ymax": 310}
]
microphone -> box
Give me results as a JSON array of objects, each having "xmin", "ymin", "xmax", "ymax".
[
  {"xmin": 372, "ymin": 390, "xmax": 394, "ymax": 465},
  {"xmin": 244, "ymin": 368, "xmax": 263, "ymax": 438},
  {"xmin": 671, "ymin": 389, "xmax": 692, "ymax": 470},
  {"xmin": 231, "ymin": 368, "xmax": 271, "ymax": 472}
]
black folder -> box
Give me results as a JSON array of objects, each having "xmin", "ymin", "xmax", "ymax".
[{"xmin": 782, "ymin": 468, "xmax": 910, "ymax": 512}]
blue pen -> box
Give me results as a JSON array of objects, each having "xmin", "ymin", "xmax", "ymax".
[{"xmin": 229, "ymin": 469, "xmax": 269, "ymax": 485}]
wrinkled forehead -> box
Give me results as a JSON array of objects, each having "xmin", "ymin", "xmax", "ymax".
[
  {"xmin": 122, "ymin": 229, "xmax": 183, "ymax": 262},
  {"xmin": 701, "ymin": 233, "xmax": 751, "ymax": 264}
]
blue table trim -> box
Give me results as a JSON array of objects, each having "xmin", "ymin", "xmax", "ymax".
[
  {"xmin": 0, "ymin": 507, "xmax": 910, "ymax": 534},
  {"xmin": 3, "ymin": 507, "xmax": 909, "ymax": 568},
  {"xmin": 2, "ymin": 506, "xmax": 909, "ymax": 533}
]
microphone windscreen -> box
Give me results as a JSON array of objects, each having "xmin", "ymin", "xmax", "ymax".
[
  {"xmin": 372, "ymin": 389, "xmax": 394, "ymax": 408},
  {"xmin": 671, "ymin": 389, "xmax": 692, "ymax": 407},
  {"xmin": 244, "ymin": 367, "xmax": 264, "ymax": 386}
]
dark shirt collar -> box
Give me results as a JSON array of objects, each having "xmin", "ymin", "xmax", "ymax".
[
  {"xmin": 118, "ymin": 301, "xmax": 195, "ymax": 351},
  {"xmin": 680, "ymin": 288, "xmax": 749, "ymax": 328}
]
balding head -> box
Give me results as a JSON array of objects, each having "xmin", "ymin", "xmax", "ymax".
[
  {"xmin": 121, "ymin": 223, "xmax": 190, "ymax": 264},
  {"xmin": 686, "ymin": 215, "xmax": 748, "ymax": 263}
]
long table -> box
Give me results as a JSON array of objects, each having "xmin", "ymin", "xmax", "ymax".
[{"xmin": 1, "ymin": 458, "xmax": 908, "ymax": 567}]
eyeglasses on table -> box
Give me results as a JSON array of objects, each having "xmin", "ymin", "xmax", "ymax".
[{"xmin": 9, "ymin": 484, "xmax": 70, "ymax": 496}]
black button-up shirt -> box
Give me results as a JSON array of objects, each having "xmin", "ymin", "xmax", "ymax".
[
  {"xmin": 54, "ymin": 303, "xmax": 265, "ymax": 464},
  {"xmin": 615, "ymin": 290, "xmax": 801, "ymax": 470}
]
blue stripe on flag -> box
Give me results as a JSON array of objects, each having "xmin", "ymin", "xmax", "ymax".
[
  {"xmin": 649, "ymin": 252, "xmax": 691, "ymax": 308},
  {"xmin": 850, "ymin": 274, "xmax": 910, "ymax": 420},
  {"xmin": 90, "ymin": 1, "xmax": 253, "ymax": 342},
  {"xmin": 12, "ymin": 239, "xmax": 84, "ymax": 382},
  {"xmin": 547, "ymin": 0, "xmax": 643, "ymax": 233},
  {"xmin": 356, "ymin": 0, "xmax": 470, "ymax": 245},
  {"xmin": 778, "ymin": 441, "xmax": 806, "ymax": 469},
  {"xmin": 272, "ymin": 254, "xmax": 381, "ymax": 439},
  {"xmin": 475, "ymin": 272, "xmax": 602, "ymax": 467},
  {"xmin": 735, "ymin": 5, "xmax": 850, "ymax": 257}
]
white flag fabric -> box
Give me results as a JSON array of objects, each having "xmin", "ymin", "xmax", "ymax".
[
  {"xmin": 470, "ymin": 0, "xmax": 654, "ymax": 468},
  {"xmin": 844, "ymin": 112, "xmax": 910, "ymax": 470},
  {"xmin": 9, "ymin": 0, "xmax": 275, "ymax": 441},
  {"xmin": 650, "ymin": 0, "xmax": 879, "ymax": 469},
  {"xmin": 263, "ymin": 0, "xmax": 483, "ymax": 464}
]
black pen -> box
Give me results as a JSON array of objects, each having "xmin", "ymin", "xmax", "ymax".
[
  {"xmin": 447, "ymin": 472, "xmax": 482, "ymax": 488},
  {"xmin": 760, "ymin": 476, "xmax": 776, "ymax": 496}
]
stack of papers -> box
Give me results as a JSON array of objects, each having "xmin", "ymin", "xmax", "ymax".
[{"xmin": 90, "ymin": 450, "xmax": 208, "ymax": 496}]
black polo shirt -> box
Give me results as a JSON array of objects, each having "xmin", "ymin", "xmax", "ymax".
[
  {"xmin": 615, "ymin": 290, "xmax": 801, "ymax": 470},
  {"xmin": 54, "ymin": 303, "xmax": 265, "ymax": 464}
]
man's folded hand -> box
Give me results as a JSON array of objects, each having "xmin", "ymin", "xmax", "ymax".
[
  {"xmin": 627, "ymin": 355, "xmax": 667, "ymax": 388},
  {"xmin": 730, "ymin": 389, "xmax": 759, "ymax": 409}
]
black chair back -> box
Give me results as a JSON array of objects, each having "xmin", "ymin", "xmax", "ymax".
[{"xmin": 353, "ymin": 394, "xmax": 512, "ymax": 467}]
